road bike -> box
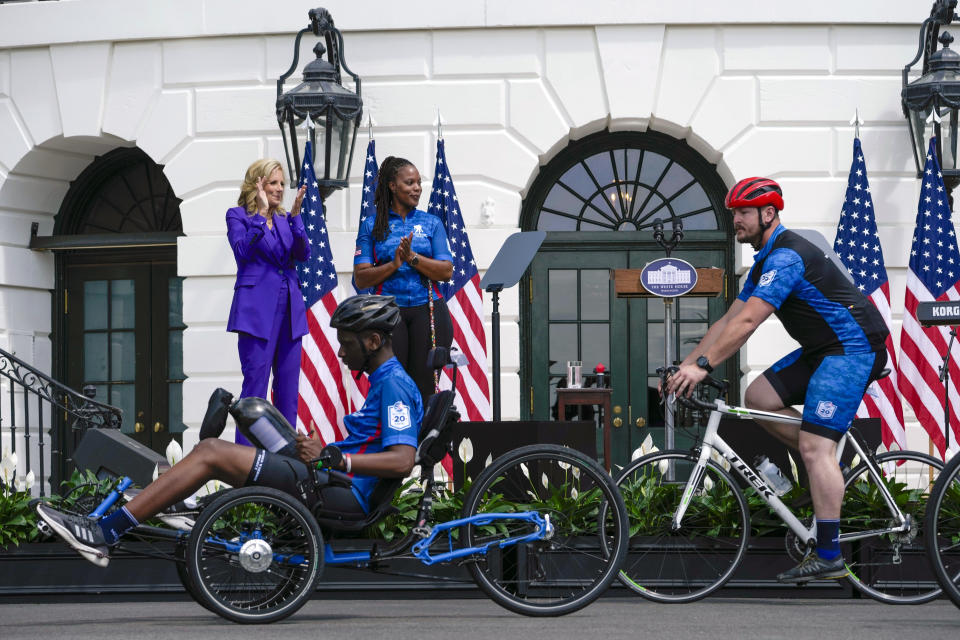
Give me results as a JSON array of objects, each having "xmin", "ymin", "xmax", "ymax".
[
  {"xmin": 613, "ymin": 367, "xmax": 943, "ymax": 604},
  {"xmin": 40, "ymin": 348, "xmax": 628, "ymax": 623}
]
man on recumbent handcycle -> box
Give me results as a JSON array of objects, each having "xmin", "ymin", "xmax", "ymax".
[{"xmin": 37, "ymin": 294, "xmax": 422, "ymax": 567}]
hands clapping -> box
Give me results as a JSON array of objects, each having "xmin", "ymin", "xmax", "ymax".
[
  {"xmin": 255, "ymin": 177, "xmax": 269, "ymax": 215},
  {"xmin": 392, "ymin": 232, "xmax": 414, "ymax": 268},
  {"xmin": 290, "ymin": 184, "xmax": 307, "ymax": 217}
]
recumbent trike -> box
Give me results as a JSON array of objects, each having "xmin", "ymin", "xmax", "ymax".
[{"xmin": 43, "ymin": 347, "xmax": 628, "ymax": 623}]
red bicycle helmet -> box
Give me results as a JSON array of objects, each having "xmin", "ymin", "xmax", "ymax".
[{"xmin": 724, "ymin": 177, "xmax": 784, "ymax": 211}]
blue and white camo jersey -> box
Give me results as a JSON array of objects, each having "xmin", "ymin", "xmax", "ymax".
[
  {"xmin": 334, "ymin": 357, "xmax": 422, "ymax": 512},
  {"xmin": 737, "ymin": 225, "xmax": 888, "ymax": 356},
  {"xmin": 354, "ymin": 208, "xmax": 453, "ymax": 307}
]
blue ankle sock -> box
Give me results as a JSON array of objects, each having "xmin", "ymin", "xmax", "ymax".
[
  {"xmin": 99, "ymin": 506, "xmax": 139, "ymax": 545},
  {"xmin": 816, "ymin": 519, "xmax": 841, "ymax": 560}
]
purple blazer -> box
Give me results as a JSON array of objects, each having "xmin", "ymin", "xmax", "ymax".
[{"xmin": 226, "ymin": 206, "xmax": 311, "ymax": 340}]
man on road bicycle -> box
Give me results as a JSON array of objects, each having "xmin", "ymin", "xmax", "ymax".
[
  {"xmin": 665, "ymin": 177, "xmax": 888, "ymax": 583},
  {"xmin": 36, "ymin": 294, "xmax": 422, "ymax": 567}
]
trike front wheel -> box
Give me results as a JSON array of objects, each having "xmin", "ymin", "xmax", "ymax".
[{"xmin": 186, "ymin": 487, "xmax": 324, "ymax": 624}]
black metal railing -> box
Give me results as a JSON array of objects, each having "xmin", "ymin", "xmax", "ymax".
[{"xmin": 0, "ymin": 347, "xmax": 121, "ymax": 495}]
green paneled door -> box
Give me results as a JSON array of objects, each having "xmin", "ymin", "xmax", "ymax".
[
  {"xmin": 528, "ymin": 247, "xmax": 731, "ymax": 469},
  {"xmin": 66, "ymin": 256, "xmax": 185, "ymax": 456},
  {"xmin": 530, "ymin": 251, "xmax": 629, "ymax": 467},
  {"xmin": 628, "ymin": 249, "xmax": 730, "ymax": 454}
]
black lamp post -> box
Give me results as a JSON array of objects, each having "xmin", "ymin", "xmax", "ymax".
[
  {"xmin": 276, "ymin": 7, "xmax": 363, "ymax": 198},
  {"xmin": 902, "ymin": 0, "xmax": 960, "ymax": 203}
]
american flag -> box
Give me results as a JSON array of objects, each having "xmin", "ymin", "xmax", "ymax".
[
  {"xmin": 353, "ymin": 140, "xmax": 378, "ymax": 296},
  {"xmin": 832, "ymin": 137, "xmax": 906, "ymax": 450},
  {"xmin": 295, "ymin": 141, "xmax": 350, "ymax": 444},
  {"xmin": 898, "ymin": 137, "xmax": 960, "ymax": 458},
  {"xmin": 344, "ymin": 140, "xmax": 380, "ymax": 410},
  {"xmin": 428, "ymin": 139, "xmax": 491, "ymax": 423}
]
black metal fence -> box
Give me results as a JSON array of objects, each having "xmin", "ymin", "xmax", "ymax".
[{"xmin": 0, "ymin": 347, "xmax": 121, "ymax": 495}]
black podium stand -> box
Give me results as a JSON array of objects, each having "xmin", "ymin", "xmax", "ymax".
[{"xmin": 480, "ymin": 231, "xmax": 546, "ymax": 420}]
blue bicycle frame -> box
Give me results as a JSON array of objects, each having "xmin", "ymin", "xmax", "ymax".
[{"xmin": 87, "ymin": 476, "xmax": 553, "ymax": 570}]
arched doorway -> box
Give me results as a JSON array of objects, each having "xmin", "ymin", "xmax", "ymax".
[
  {"xmin": 520, "ymin": 130, "xmax": 734, "ymax": 467},
  {"xmin": 39, "ymin": 147, "xmax": 185, "ymax": 479}
]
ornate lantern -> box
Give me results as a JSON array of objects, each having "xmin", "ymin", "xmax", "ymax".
[
  {"xmin": 902, "ymin": 0, "xmax": 960, "ymax": 197},
  {"xmin": 276, "ymin": 7, "xmax": 362, "ymax": 199}
]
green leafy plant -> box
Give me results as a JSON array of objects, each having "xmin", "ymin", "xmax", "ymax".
[
  {"xmin": 0, "ymin": 482, "xmax": 38, "ymax": 549},
  {"xmin": 364, "ymin": 477, "xmax": 426, "ymax": 542},
  {"xmin": 0, "ymin": 451, "xmax": 39, "ymax": 548},
  {"xmin": 47, "ymin": 468, "xmax": 121, "ymax": 516}
]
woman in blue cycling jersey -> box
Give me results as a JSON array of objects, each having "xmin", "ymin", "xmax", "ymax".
[{"xmin": 353, "ymin": 156, "xmax": 454, "ymax": 406}]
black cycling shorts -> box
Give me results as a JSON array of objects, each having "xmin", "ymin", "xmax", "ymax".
[{"xmin": 244, "ymin": 449, "xmax": 365, "ymax": 518}]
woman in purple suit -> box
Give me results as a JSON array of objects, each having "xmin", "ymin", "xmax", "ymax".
[{"xmin": 226, "ymin": 159, "xmax": 308, "ymax": 444}]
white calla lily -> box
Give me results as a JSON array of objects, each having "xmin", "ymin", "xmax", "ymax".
[
  {"xmin": 630, "ymin": 447, "xmax": 644, "ymax": 461},
  {"xmin": 787, "ymin": 452, "xmax": 799, "ymax": 484},
  {"xmin": 640, "ymin": 434, "xmax": 654, "ymax": 456},
  {"xmin": 520, "ymin": 463, "xmax": 530, "ymax": 479},
  {"xmin": 657, "ymin": 458, "xmax": 669, "ymax": 476},
  {"xmin": 458, "ymin": 437, "xmax": 474, "ymax": 463},
  {"xmin": 165, "ymin": 439, "xmax": 183, "ymax": 465},
  {"xmin": 571, "ymin": 487, "xmax": 578, "ymax": 500},
  {"xmin": 152, "ymin": 463, "xmax": 160, "ymax": 482},
  {"xmin": 703, "ymin": 475, "xmax": 714, "ymax": 492},
  {"xmin": 484, "ymin": 453, "xmax": 493, "ymax": 468},
  {"xmin": 0, "ymin": 450, "xmax": 17, "ymax": 485},
  {"xmin": 541, "ymin": 472, "xmax": 549, "ymax": 490}
]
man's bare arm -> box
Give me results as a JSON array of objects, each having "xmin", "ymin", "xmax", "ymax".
[{"xmin": 679, "ymin": 298, "xmax": 745, "ymax": 366}]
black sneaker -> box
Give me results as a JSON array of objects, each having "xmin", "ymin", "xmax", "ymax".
[
  {"xmin": 36, "ymin": 503, "xmax": 110, "ymax": 568},
  {"xmin": 777, "ymin": 553, "xmax": 848, "ymax": 583}
]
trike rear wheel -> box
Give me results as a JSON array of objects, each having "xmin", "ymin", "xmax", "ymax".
[{"xmin": 186, "ymin": 487, "xmax": 324, "ymax": 624}]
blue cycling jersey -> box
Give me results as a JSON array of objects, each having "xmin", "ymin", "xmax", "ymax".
[
  {"xmin": 738, "ymin": 224, "xmax": 888, "ymax": 356},
  {"xmin": 354, "ymin": 209, "xmax": 453, "ymax": 307},
  {"xmin": 334, "ymin": 357, "xmax": 422, "ymax": 511}
]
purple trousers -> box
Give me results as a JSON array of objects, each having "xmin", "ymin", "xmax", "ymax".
[{"xmin": 235, "ymin": 279, "xmax": 301, "ymax": 445}]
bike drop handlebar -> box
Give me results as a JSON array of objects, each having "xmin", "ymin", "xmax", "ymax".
[{"xmin": 657, "ymin": 366, "xmax": 729, "ymax": 411}]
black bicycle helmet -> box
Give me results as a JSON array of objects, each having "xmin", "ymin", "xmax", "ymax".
[{"xmin": 331, "ymin": 295, "xmax": 400, "ymax": 333}]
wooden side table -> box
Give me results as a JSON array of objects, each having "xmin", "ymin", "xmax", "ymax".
[{"xmin": 556, "ymin": 387, "xmax": 613, "ymax": 471}]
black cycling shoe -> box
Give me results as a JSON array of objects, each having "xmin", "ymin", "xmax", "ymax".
[
  {"xmin": 777, "ymin": 553, "xmax": 848, "ymax": 583},
  {"xmin": 36, "ymin": 503, "xmax": 110, "ymax": 568}
]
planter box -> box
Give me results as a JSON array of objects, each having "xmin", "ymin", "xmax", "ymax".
[
  {"xmin": 0, "ymin": 542, "xmax": 183, "ymax": 595},
  {"xmin": 0, "ymin": 540, "xmax": 476, "ymax": 596},
  {"xmin": 3, "ymin": 536, "xmax": 927, "ymax": 598}
]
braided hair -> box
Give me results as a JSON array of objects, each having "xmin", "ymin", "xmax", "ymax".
[{"xmin": 372, "ymin": 156, "xmax": 415, "ymax": 241}]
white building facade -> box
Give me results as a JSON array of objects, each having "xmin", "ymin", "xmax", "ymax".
[{"xmin": 0, "ymin": 0, "xmax": 941, "ymax": 487}]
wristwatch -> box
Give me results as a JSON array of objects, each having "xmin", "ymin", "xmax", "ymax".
[
  {"xmin": 409, "ymin": 253, "xmax": 420, "ymax": 266},
  {"xmin": 695, "ymin": 355, "xmax": 713, "ymax": 373}
]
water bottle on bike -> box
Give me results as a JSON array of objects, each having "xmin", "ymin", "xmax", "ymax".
[{"xmin": 755, "ymin": 455, "xmax": 792, "ymax": 496}]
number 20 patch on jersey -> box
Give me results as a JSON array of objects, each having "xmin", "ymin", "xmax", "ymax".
[{"xmin": 388, "ymin": 401, "xmax": 412, "ymax": 431}]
